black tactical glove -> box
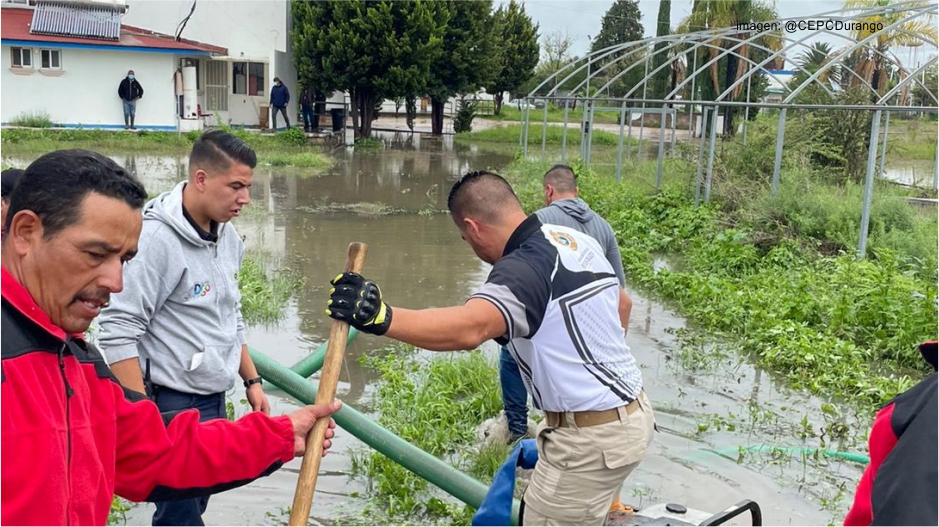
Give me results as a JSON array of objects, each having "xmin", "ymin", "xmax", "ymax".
[{"xmin": 325, "ymin": 272, "xmax": 393, "ymax": 335}]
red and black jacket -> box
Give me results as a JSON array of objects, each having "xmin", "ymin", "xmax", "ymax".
[
  {"xmin": 844, "ymin": 341, "xmax": 937, "ymax": 526},
  {"xmin": 1, "ymin": 268, "xmax": 297, "ymax": 526}
]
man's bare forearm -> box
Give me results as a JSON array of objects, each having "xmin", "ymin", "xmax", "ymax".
[
  {"xmin": 110, "ymin": 357, "xmax": 147, "ymax": 395},
  {"xmin": 385, "ymin": 300, "xmax": 506, "ymax": 352}
]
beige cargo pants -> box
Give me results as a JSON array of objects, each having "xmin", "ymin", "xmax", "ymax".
[{"xmin": 523, "ymin": 391, "xmax": 655, "ymax": 526}]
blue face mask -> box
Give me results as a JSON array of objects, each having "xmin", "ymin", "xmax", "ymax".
[{"xmin": 128, "ymin": 74, "xmax": 135, "ymax": 80}]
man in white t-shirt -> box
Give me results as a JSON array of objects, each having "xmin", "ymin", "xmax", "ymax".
[{"xmin": 325, "ymin": 170, "xmax": 655, "ymax": 526}]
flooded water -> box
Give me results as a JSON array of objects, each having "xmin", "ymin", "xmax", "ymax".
[
  {"xmin": 881, "ymin": 160, "xmax": 936, "ymax": 188},
  {"xmin": 7, "ymin": 133, "xmax": 866, "ymax": 525}
]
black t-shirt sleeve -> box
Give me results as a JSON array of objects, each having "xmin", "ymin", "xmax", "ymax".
[{"xmin": 468, "ymin": 255, "xmax": 550, "ymax": 344}]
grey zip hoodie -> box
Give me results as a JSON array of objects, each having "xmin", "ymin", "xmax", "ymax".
[
  {"xmin": 535, "ymin": 198, "xmax": 626, "ymax": 287},
  {"xmin": 98, "ymin": 181, "xmax": 247, "ymax": 395}
]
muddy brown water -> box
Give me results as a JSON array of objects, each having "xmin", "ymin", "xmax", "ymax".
[{"xmin": 8, "ymin": 132, "xmax": 867, "ymax": 525}]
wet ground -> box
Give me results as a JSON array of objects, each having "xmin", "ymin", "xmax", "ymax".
[{"xmin": 7, "ymin": 133, "xmax": 876, "ymax": 525}]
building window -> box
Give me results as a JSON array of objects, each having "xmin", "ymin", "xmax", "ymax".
[
  {"xmin": 40, "ymin": 49, "xmax": 61, "ymax": 69},
  {"xmin": 11, "ymin": 46, "xmax": 32, "ymax": 68},
  {"xmin": 232, "ymin": 61, "xmax": 264, "ymax": 96}
]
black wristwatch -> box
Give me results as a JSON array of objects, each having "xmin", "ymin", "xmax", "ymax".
[{"xmin": 244, "ymin": 376, "xmax": 263, "ymax": 388}]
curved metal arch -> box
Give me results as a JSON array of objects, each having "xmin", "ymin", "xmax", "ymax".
[
  {"xmin": 715, "ymin": 19, "xmax": 932, "ymax": 102},
  {"xmin": 784, "ymin": 6, "xmax": 936, "ymax": 103},
  {"xmin": 563, "ymin": 31, "xmax": 823, "ymax": 102},
  {"xmin": 590, "ymin": 36, "xmax": 694, "ymax": 96},
  {"xmin": 559, "ymin": 36, "xmax": 693, "ymax": 97},
  {"xmin": 619, "ymin": 35, "xmax": 830, "ymax": 101},
  {"xmin": 661, "ymin": 31, "xmax": 843, "ymax": 101},
  {"xmin": 544, "ymin": 40, "xmax": 652, "ymax": 97},
  {"xmin": 531, "ymin": 29, "xmax": 731, "ymax": 98},
  {"xmin": 537, "ymin": 33, "xmax": 703, "ymax": 98},
  {"xmin": 878, "ymin": 59, "xmax": 939, "ymax": 104}
]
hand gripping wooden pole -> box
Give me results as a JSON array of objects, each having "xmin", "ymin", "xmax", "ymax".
[{"xmin": 288, "ymin": 242, "xmax": 368, "ymax": 526}]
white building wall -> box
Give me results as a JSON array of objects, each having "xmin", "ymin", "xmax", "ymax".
[
  {"xmin": 122, "ymin": 0, "xmax": 296, "ymax": 127},
  {"xmin": 1, "ymin": 45, "xmax": 177, "ymax": 128}
]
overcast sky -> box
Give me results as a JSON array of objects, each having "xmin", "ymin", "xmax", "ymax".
[{"xmin": 501, "ymin": 0, "xmax": 932, "ymax": 69}]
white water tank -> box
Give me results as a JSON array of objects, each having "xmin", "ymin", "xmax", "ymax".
[{"xmin": 182, "ymin": 65, "xmax": 198, "ymax": 119}]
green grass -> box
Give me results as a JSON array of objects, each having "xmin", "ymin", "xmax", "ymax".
[
  {"xmin": 8, "ymin": 111, "xmax": 54, "ymax": 128},
  {"xmin": 502, "ymin": 157, "xmax": 937, "ymax": 411},
  {"xmin": 885, "ymin": 118, "xmax": 938, "ymax": 162},
  {"xmin": 0, "ymin": 128, "xmax": 333, "ymax": 168},
  {"xmin": 347, "ymin": 349, "xmax": 503, "ymax": 526},
  {"xmin": 237, "ymin": 252, "xmax": 304, "ymax": 326},
  {"xmin": 258, "ymin": 152, "xmax": 334, "ymax": 170}
]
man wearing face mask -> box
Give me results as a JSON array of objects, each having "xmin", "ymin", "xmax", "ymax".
[
  {"xmin": 117, "ymin": 70, "xmax": 144, "ymax": 130},
  {"xmin": 270, "ymin": 77, "xmax": 291, "ymax": 130}
]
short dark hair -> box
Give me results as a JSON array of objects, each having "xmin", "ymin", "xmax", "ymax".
[
  {"xmin": 189, "ymin": 130, "xmax": 257, "ymax": 174},
  {"xmin": 447, "ymin": 170, "xmax": 521, "ymax": 225},
  {"xmin": 5, "ymin": 150, "xmax": 147, "ymax": 238},
  {"xmin": 1, "ymin": 168, "xmax": 25, "ymax": 200},
  {"xmin": 543, "ymin": 164, "xmax": 577, "ymax": 194}
]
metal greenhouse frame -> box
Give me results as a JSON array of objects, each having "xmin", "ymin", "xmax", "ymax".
[{"xmin": 520, "ymin": 1, "xmax": 937, "ymax": 258}]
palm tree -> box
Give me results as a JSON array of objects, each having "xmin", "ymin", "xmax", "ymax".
[
  {"xmin": 677, "ymin": 0, "xmax": 781, "ymax": 135},
  {"xmin": 842, "ymin": 0, "xmax": 937, "ymax": 97}
]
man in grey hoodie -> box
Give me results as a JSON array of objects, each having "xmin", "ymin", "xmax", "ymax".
[
  {"xmin": 499, "ymin": 164, "xmax": 632, "ymax": 444},
  {"xmin": 98, "ymin": 130, "xmax": 268, "ymax": 526}
]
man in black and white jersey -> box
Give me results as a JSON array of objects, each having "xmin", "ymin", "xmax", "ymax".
[{"xmin": 325, "ymin": 171, "xmax": 655, "ymax": 525}]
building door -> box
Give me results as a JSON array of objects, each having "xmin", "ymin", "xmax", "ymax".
[{"xmin": 205, "ymin": 59, "xmax": 228, "ymax": 124}]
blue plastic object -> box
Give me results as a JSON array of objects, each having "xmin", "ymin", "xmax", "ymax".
[{"xmin": 473, "ymin": 439, "xmax": 539, "ymax": 526}]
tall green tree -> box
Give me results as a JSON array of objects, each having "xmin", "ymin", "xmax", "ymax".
[
  {"xmin": 590, "ymin": 0, "xmax": 644, "ymax": 53},
  {"xmin": 291, "ymin": 0, "xmax": 448, "ymax": 138},
  {"xmin": 486, "ymin": 0, "xmax": 540, "ymax": 115},
  {"xmin": 842, "ymin": 0, "xmax": 937, "ymax": 101},
  {"xmin": 651, "ymin": 0, "xmax": 672, "ymax": 99},
  {"xmin": 427, "ymin": 0, "xmax": 498, "ymax": 135}
]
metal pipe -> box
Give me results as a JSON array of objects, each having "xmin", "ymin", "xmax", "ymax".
[
  {"xmin": 248, "ymin": 348, "xmax": 512, "ymax": 523},
  {"xmin": 512, "ymin": 96, "xmax": 938, "ymax": 113},
  {"xmin": 704, "ymin": 106, "xmax": 719, "ymax": 202},
  {"xmin": 540, "ymin": 103, "xmax": 549, "ymax": 160},
  {"xmin": 626, "ymin": 107, "xmax": 634, "ymax": 159},
  {"xmin": 616, "ymin": 102, "xmax": 627, "ymax": 183},
  {"xmin": 694, "ymin": 107, "xmax": 708, "ymax": 206},
  {"xmin": 522, "ymin": 103, "xmax": 530, "ymax": 157},
  {"xmin": 743, "ymin": 76, "xmax": 751, "ymax": 146},
  {"xmin": 878, "ymin": 111, "xmax": 890, "ymax": 176},
  {"xmin": 586, "ymin": 101, "xmax": 596, "ymax": 168},
  {"xmin": 772, "ymin": 108, "xmax": 787, "ymax": 195},
  {"xmin": 655, "ymin": 104, "xmax": 667, "ymax": 189},
  {"xmin": 858, "ymin": 110, "xmax": 883, "ymax": 259},
  {"xmin": 637, "ymin": 58, "xmax": 649, "ymax": 159},
  {"xmin": 561, "ymin": 102, "xmax": 570, "ymax": 162}
]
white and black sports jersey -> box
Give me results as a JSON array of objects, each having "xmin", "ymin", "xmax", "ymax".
[{"xmin": 470, "ymin": 215, "xmax": 642, "ymax": 412}]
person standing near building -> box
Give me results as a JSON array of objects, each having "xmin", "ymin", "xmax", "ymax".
[
  {"xmin": 500, "ymin": 164, "xmax": 632, "ymax": 444},
  {"xmin": 98, "ymin": 130, "xmax": 269, "ymax": 526},
  {"xmin": 117, "ymin": 70, "xmax": 144, "ymax": 130},
  {"xmin": 300, "ymin": 86, "xmax": 315, "ymax": 132},
  {"xmin": 325, "ymin": 171, "xmax": 654, "ymax": 526},
  {"xmin": 270, "ymin": 77, "xmax": 291, "ymax": 130}
]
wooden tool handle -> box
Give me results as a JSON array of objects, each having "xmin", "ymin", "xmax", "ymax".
[{"xmin": 288, "ymin": 242, "xmax": 368, "ymax": 526}]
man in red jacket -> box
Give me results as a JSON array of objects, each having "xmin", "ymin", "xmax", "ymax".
[
  {"xmin": 844, "ymin": 341, "xmax": 937, "ymax": 526},
  {"xmin": 1, "ymin": 149, "xmax": 341, "ymax": 526}
]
